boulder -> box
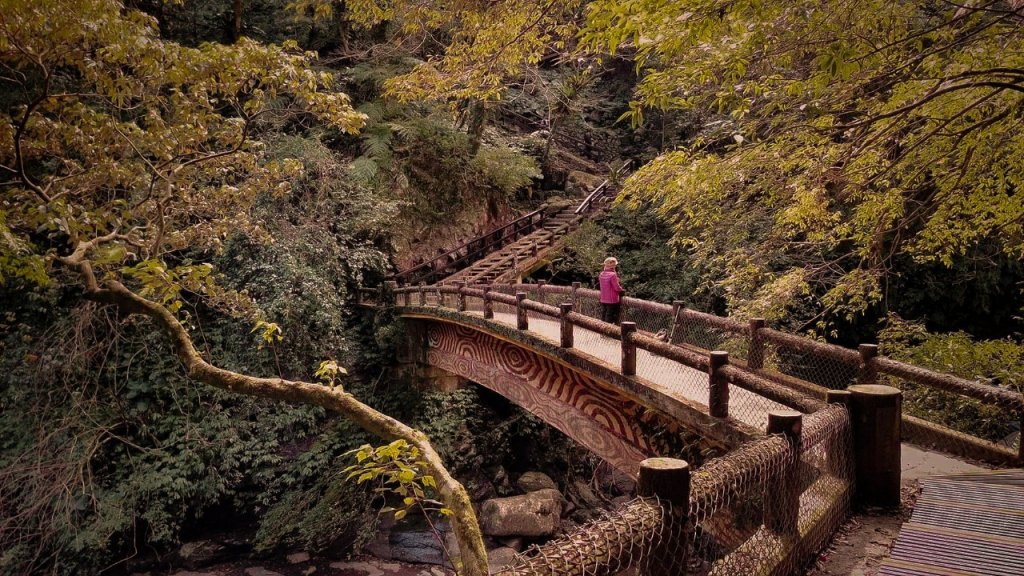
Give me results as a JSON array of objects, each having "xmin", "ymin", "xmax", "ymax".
[
  {"xmin": 388, "ymin": 530, "xmax": 448, "ymax": 566},
  {"xmin": 479, "ymin": 488, "xmax": 563, "ymax": 537},
  {"xmin": 286, "ymin": 552, "xmax": 310, "ymax": 564},
  {"xmin": 570, "ymin": 480, "xmax": 603, "ymax": 510},
  {"xmin": 611, "ymin": 495, "xmax": 632, "ymax": 509},
  {"xmin": 492, "ymin": 466, "xmax": 514, "ymax": 496},
  {"xmin": 567, "ymin": 171, "xmax": 604, "ymax": 194},
  {"xmin": 177, "ymin": 540, "xmax": 228, "ymax": 569},
  {"xmin": 487, "ymin": 547, "xmax": 519, "ymax": 573},
  {"xmin": 497, "ymin": 536, "xmax": 525, "ymax": 551},
  {"xmin": 605, "ymin": 468, "xmax": 636, "ymax": 495},
  {"xmin": 516, "ymin": 471, "xmax": 557, "ymax": 493},
  {"xmin": 244, "ymin": 569, "xmax": 283, "ymax": 576},
  {"xmin": 467, "ymin": 479, "xmax": 496, "ymax": 502}
]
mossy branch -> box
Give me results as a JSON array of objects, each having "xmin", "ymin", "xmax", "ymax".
[{"xmin": 58, "ymin": 246, "xmax": 489, "ymax": 576}]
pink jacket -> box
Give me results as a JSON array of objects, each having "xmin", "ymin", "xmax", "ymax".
[{"xmin": 599, "ymin": 270, "xmax": 624, "ymax": 304}]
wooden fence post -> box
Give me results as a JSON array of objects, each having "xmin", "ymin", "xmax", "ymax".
[
  {"xmin": 560, "ymin": 302, "xmax": 574, "ymax": 348},
  {"xmin": 483, "ymin": 286, "xmax": 493, "ymax": 319},
  {"xmin": 858, "ymin": 344, "xmax": 879, "ymax": 383},
  {"xmin": 638, "ymin": 457, "xmax": 691, "ymax": 576},
  {"xmin": 516, "ymin": 292, "xmax": 528, "ymax": 330},
  {"xmin": 766, "ymin": 410, "xmax": 802, "ymax": 536},
  {"xmin": 621, "ymin": 322, "xmax": 637, "ymax": 376},
  {"xmin": 571, "ymin": 281, "xmax": 581, "ymax": 307},
  {"xmin": 748, "ymin": 318, "xmax": 766, "ymax": 370},
  {"xmin": 849, "ymin": 384, "xmax": 902, "ymax": 509},
  {"xmin": 456, "ymin": 281, "xmax": 466, "ymax": 312},
  {"xmin": 708, "ymin": 351, "xmax": 730, "ymax": 419}
]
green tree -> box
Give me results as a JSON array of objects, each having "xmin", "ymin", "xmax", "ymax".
[
  {"xmin": 300, "ymin": 0, "xmax": 585, "ymax": 151},
  {"xmin": 582, "ymin": 0, "xmax": 1024, "ymax": 331},
  {"xmin": 0, "ymin": 1, "xmax": 488, "ymax": 573}
]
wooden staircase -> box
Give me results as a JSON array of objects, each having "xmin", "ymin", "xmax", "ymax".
[
  {"xmin": 440, "ymin": 205, "xmax": 583, "ymax": 285},
  {"xmin": 391, "ymin": 162, "xmax": 630, "ymax": 287}
]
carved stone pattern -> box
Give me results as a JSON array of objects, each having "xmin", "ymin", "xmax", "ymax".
[{"xmin": 426, "ymin": 323, "xmax": 658, "ymax": 477}]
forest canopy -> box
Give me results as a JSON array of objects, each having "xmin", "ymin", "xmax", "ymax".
[
  {"xmin": 1, "ymin": 0, "xmax": 1023, "ymax": 574},
  {"xmin": 582, "ymin": 0, "xmax": 1024, "ymax": 327}
]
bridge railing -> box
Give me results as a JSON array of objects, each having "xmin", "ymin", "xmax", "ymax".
[
  {"xmin": 386, "ymin": 281, "xmax": 1023, "ymax": 466},
  {"xmin": 456, "ymin": 283, "xmax": 824, "ymax": 430},
  {"xmin": 493, "ymin": 404, "xmax": 853, "ymax": 576}
]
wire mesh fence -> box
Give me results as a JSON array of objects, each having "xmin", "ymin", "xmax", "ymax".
[{"xmin": 495, "ymin": 405, "xmax": 854, "ymax": 576}]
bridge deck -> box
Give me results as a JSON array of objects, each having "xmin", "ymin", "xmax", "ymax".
[{"xmin": 475, "ymin": 310, "xmax": 791, "ymax": 430}]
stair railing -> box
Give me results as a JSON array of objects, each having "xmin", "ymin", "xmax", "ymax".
[
  {"xmin": 391, "ymin": 208, "xmax": 547, "ymax": 286},
  {"xmin": 574, "ymin": 159, "xmax": 633, "ymax": 215}
]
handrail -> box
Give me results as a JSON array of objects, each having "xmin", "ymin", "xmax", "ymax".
[
  {"xmin": 574, "ymin": 181, "xmax": 608, "ymax": 215},
  {"xmin": 575, "ymin": 159, "xmax": 632, "ymax": 215},
  {"xmin": 384, "ymin": 280, "xmax": 1024, "ymax": 464}
]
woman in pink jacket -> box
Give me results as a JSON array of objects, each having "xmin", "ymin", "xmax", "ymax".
[{"xmin": 599, "ymin": 257, "xmax": 625, "ymax": 324}]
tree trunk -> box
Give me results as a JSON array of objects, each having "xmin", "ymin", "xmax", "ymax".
[
  {"xmin": 232, "ymin": 0, "xmax": 243, "ymax": 42},
  {"xmin": 467, "ymin": 99, "xmax": 487, "ymax": 155},
  {"xmin": 58, "ymin": 247, "xmax": 490, "ymax": 576}
]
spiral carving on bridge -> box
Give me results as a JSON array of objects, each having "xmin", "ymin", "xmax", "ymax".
[{"xmin": 425, "ymin": 323, "xmax": 671, "ymax": 476}]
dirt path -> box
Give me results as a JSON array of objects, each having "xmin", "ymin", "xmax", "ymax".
[{"xmin": 803, "ymin": 482, "xmax": 922, "ymax": 576}]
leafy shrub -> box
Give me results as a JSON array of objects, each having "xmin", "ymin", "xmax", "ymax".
[
  {"xmin": 0, "ymin": 134, "xmax": 397, "ymax": 574},
  {"xmin": 469, "ymin": 145, "xmax": 541, "ymax": 198},
  {"xmin": 879, "ymin": 315, "xmax": 1023, "ymax": 442}
]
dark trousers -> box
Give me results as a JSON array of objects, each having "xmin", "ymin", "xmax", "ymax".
[{"xmin": 601, "ymin": 303, "xmax": 621, "ymax": 325}]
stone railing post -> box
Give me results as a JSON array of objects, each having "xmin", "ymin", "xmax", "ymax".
[
  {"xmin": 766, "ymin": 410, "xmax": 802, "ymax": 536},
  {"xmin": 748, "ymin": 318, "xmax": 766, "ymax": 370},
  {"xmin": 537, "ymin": 279, "xmax": 547, "ymax": 304},
  {"xmin": 482, "ymin": 286, "xmax": 493, "ymax": 319},
  {"xmin": 456, "ymin": 281, "xmax": 466, "ymax": 312},
  {"xmin": 849, "ymin": 384, "xmax": 902, "ymax": 509},
  {"xmin": 516, "ymin": 292, "xmax": 528, "ymax": 330},
  {"xmin": 418, "ymin": 282, "xmax": 426, "ymax": 306},
  {"xmin": 621, "ymin": 322, "xmax": 637, "ymax": 376},
  {"xmin": 571, "ymin": 281, "xmax": 581, "ymax": 307},
  {"xmin": 560, "ymin": 302, "xmax": 574, "ymax": 348},
  {"xmin": 858, "ymin": 344, "xmax": 879, "ymax": 383},
  {"xmin": 382, "ymin": 281, "xmax": 400, "ymax": 306},
  {"xmin": 708, "ymin": 351, "xmax": 730, "ymax": 419},
  {"xmin": 638, "ymin": 457, "xmax": 690, "ymax": 576}
]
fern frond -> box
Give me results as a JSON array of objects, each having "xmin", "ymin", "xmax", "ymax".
[{"xmin": 349, "ymin": 157, "xmax": 380, "ymax": 186}]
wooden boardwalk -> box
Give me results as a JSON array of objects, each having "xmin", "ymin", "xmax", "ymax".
[{"xmin": 879, "ymin": 471, "xmax": 1024, "ymax": 576}]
